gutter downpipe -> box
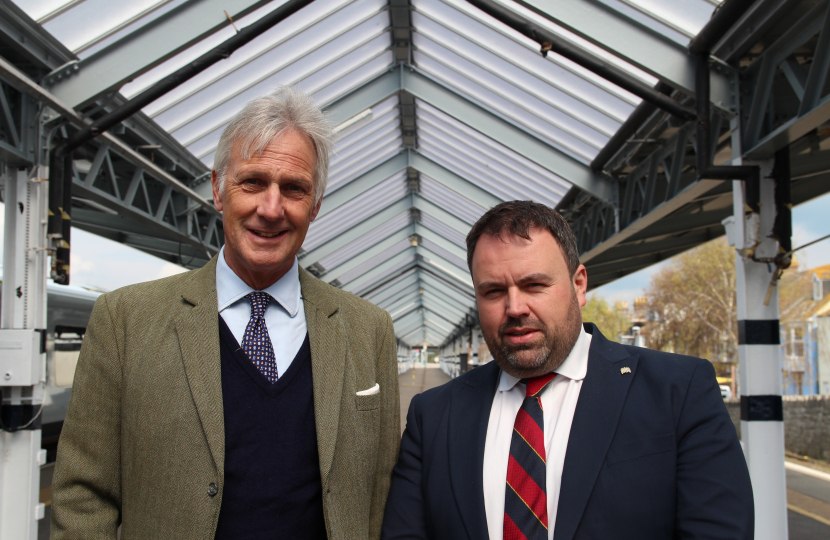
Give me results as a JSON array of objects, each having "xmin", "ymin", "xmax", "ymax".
[{"xmin": 47, "ymin": 0, "xmax": 315, "ymax": 284}]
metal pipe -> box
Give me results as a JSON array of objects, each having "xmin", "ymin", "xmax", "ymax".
[
  {"xmin": 464, "ymin": 0, "xmax": 697, "ymax": 121},
  {"xmin": 688, "ymin": 0, "xmax": 758, "ymax": 56},
  {"xmin": 60, "ymin": 0, "xmax": 315, "ymax": 154},
  {"xmin": 693, "ymin": 53, "xmax": 759, "ymax": 189},
  {"xmin": 47, "ymin": 0, "xmax": 315, "ymax": 284},
  {"xmin": 590, "ymin": 82, "xmax": 673, "ymax": 172}
]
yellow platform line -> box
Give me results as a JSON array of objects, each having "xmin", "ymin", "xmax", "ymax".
[{"xmin": 788, "ymin": 504, "xmax": 830, "ymax": 527}]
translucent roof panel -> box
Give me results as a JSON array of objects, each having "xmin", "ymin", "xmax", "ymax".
[
  {"xmin": 27, "ymin": 0, "xmax": 188, "ymax": 56},
  {"xmin": 70, "ymin": 0, "xmax": 397, "ymax": 170},
  {"xmin": 345, "ymin": 252, "xmax": 417, "ymax": 294},
  {"xmin": 410, "ymin": 0, "xmax": 654, "ymax": 165},
  {"xmin": 419, "ymin": 174, "xmax": 484, "ymax": 226},
  {"xmin": 416, "ymin": 100, "xmax": 568, "ymax": 207},
  {"xmin": 595, "ymin": 0, "xmax": 723, "ymax": 42},
  {"xmin": 420, "ymin": 213, "xmax": 467, "ymax": 249},
  {"xmin": 420, "ymin": 238, "xmax": 466, "ymax": 272},
  {"xmin": 337, "ymin": 239, "xmax": 412, "ymax": 286},
  {"xmin": 328, "ymin": 95, "xmax": 403, "ymax": 192},
  {"xmin": 318, "ymin": 210, "xmax": 411, "ymax": 271},
  {"xmin": 117, "ymin": 0, "xmax": 367, "ymax": 97},
  {"xmin": 304, "ymin": 171, "xmax": 408, "ymax": 251},
  {"xmin": 364, "ymin": 268, "xmax": 419, "ymax": 304},
  {"xmin": 14, "ymin": 0, "xmax": 730, "ymax": 347}
]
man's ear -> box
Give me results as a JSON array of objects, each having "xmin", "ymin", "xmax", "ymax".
[
  {"xmin": 573, "ymin": 264, "xmax": 588, "ymax": 307},
  {"xmin": 309, "ymin": 195, "xmax": 323, "ymax": 222},
  {"xmin": 211, "ymin": 170, "xmax": 223, "ymax": 212}
]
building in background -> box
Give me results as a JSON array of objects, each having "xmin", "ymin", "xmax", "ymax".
[{"xmin": 779, "ymin": 265, "xmax": 830, "ymax": 395}]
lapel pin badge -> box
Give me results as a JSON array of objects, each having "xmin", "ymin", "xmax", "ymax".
[{"xmin": 620, "ymin": 367, "xmax": 631, "ymax": 375}]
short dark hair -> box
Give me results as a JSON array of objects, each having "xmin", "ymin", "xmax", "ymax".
[{"xmin": 466, "ymin": 200, "xmax": 580, "ymax": 276}]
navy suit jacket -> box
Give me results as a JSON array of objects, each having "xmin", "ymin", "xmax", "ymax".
[{"xmin": 381, "ymin": 324, "xmax": 754, "ymax": 540}]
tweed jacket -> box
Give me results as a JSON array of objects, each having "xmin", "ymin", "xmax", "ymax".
[{"xmin": 51, "ymin": 257, "xmax": 400, "ymax": 540}]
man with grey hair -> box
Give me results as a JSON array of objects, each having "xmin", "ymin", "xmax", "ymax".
[{"xmin": 52, "ymin": 87, "xmax": 401, "ymax": 540}]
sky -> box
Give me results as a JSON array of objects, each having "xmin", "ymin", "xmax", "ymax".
[
  {"xmin": 583, "ymin": 190, "xmax": 830, "ymax": 305},
  {"xmin": 0, "ymin": 190, "xmax": 828, "ymax": 299}
]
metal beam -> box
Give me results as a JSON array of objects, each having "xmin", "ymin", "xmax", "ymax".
[
  {"xmin": 342, "ymin": 246, "xmax": 417, "ymax": 291},
  {"xmin": 400, "ymin": 67, "xmax": 617, "ymax": 203},
  {"xmin": 422, "ymin": 289, "xmax": 468, "ymax": 320},
  {"xmin": 416, "ymin": 245, "xmax": 474, "ymax": 288},
  {"xmin": 413, "ymin": 194, "xmax": 471, "ymax": 236},
  {"xmin": 624, "ymin": 207, "xmax": 733, "ymax": 243},
  {"xmin": 376, "ymin": 284, "xmax": 421, "ymax": 310},
  {"xmin": 422, "ymin": 291, "xmax": 467, "ymax": 321},
  {"xmin": 740, "ymin": 0, "xmax": 830, "ymax": 159},
  {"xmin": 322, "ymin": 225, "xmax": 413, "ymax": 283},
  {"xmin": 355, "ymin": 260, "xmax": 420, "ymax": 298},
  {"xmin": 323, "ymin": 68, "xmax": 401, "ymax": 128},
  {"xmin": 317, "ymin": 148, "xmax": 500, "ymax": 221},
  {"xmin": 408, "ymin": 149, "xmax": 502, "ymax": 209},
  {"xmin": 419, "ymin": 271, "xmax": 476, "ymax": 306},
  {"xmin": 712, "ymin": 0, "xmax": 803, "ymax": 63},
  {"xmin": 43, "ymin": 0, "xmax": 272, "ymax": 108},
  {"xmin": 0, "ymin": 56, "xmax": 217, "ymax": 215},
  {"xmin": 301, "ymin": 195, "xmax": 412, "ymax": 266},
  {"xmin": 579, "ymin": 178, "xmax": 721, "ymax": 262},
  {"xmin": 414, "ymin": 223, "xmax": 468, "ymax": 264},
  {"xmin": 389, "ymin": 299, "xmax": 422, "ymax": 320},
  {"xmin": 587, "ymin": 229, "xmax": 721, "ymax": 266},
  {"xmin": 364, "ymin": 268, "xmax": 419, "ymax": 304},
  {"xmin": 508, "ymin": 0, "xmax": 734, "ymax": 111},
  {"xmin": 317, "ymin": 151, "xmax": 408, "ymax": 219}
]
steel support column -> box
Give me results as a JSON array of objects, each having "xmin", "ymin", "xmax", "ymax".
[
  {"xmin": 727, "ymin": 159, "xmax": 788, "ymax": 538},
  {"xmin": 0, "ymin": 166, "xmax": 49, "ymax": 539}
]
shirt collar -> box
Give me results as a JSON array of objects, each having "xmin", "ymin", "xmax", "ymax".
[
  {"xmin": 497, "ymin": 325, "xmax": 591, "ymax": 392},
  {"xmin": 215, "ymin": 246, "xmax": 302, "ymax": 317}
]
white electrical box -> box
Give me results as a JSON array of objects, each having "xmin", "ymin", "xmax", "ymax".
[{"xmin": 0, "ymin": 329, "xmax": 45, "ymax": 386}]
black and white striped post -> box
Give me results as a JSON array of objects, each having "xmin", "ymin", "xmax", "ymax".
[{"xmin": 725, "ymin": 160, "xmax": 788, "ymax": 540}]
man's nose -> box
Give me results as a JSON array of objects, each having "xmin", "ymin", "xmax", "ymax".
[
  {"xmin": 258, "ymin": 185, "xmax": 285, "ymax": 220},
  {"xmin": 504, "ymin": 289, "xmax": 529, "ymax": 318}
]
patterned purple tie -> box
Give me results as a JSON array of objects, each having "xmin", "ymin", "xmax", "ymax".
[{"xmin": 242, "ymin": 291, "xmax": 278, "ymax": 383}]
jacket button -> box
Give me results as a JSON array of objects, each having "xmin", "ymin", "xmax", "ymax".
[{"xmin": 208, "ymin": 482, "xmax": 218, "ymax": 497}]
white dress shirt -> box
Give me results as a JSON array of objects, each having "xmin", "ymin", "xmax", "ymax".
[
  {"xmin": 215, "ymin": 247, "xmax": 308, "ymax": 377},
  {"xmin": 483, "ymin": 327, "xmax": 592, "ymax": 540}
]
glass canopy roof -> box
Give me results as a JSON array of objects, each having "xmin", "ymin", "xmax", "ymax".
[{"xmin": 14, "ymin": 0, "xmax": 724, "ymax": 346}]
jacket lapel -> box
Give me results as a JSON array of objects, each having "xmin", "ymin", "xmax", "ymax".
[
  {"xmin": 449, "ymin": 361, "xmax": 500, "ymax": 540},
  {"xmin": 175, "ymin": 257, "xmax": 224, "ymax": 472},
  {"xmin": 553, "ymin": 324, "xmax": 638, "ymax": 540},
  {"xmin": 300, "ymin": 268, "xmax": 347, "ymax": 486}
]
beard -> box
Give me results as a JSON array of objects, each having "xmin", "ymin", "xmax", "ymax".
[{"xmin": 487, "ymin": 288, "xmax": 583, "ymax": 376}]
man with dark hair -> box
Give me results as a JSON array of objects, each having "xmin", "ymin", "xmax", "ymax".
[{"xmin": 382, "ymin": 200, "xmax": 754, "ymax": 540}]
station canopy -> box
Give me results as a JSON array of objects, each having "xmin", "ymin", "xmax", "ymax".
[{"xmin": 15, "ymin": 0, "xmax": 726, "ymax": 347}]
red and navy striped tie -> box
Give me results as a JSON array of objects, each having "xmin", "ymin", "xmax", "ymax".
[{"xmin": 504, "ymin": 373, "xmax": 557, "ymax": 540}]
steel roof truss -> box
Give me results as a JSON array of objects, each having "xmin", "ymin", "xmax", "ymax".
[
  {"xmin": 740, "ymin": 0, "xmax": 830, "ymax": 158},
  {"xmin": 401, "ymin": 67, "xmax": 617, "ymax": 204},
  {"xmin": 342, "ymin": 246, "xmax": 417, "ymax": 290},
  {"xmin": 321, "ymin": 224, "xmax": 414, "ymax": 282},
  {"xmin": 414, "ymin": 223, "xmax": 467, "ymax": 263},
  {"xmin": 504, "ymin": 0, "xmax": 733, "ymax": 111},
  {"xmin": 43, "ymin": 0, "xmax": 274, "ymax": 108}
]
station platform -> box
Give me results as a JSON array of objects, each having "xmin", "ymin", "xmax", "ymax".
[
  {"xmin": 398, "ymin": 364, "xmax": 452, "ymax": 432},
  {"xmin": 38, "ymin": 365, "xmax": 830, "ymax": 539}
]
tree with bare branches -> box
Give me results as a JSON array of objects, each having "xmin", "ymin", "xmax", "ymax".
[{"xmin": 644, "ymin": 238, "xmax": 737, "ymax": 362}]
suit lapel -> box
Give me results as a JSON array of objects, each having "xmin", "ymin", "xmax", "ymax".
[
  {"xmin": 175, "ymin": 257, "xmax": 224, "ymax": 472},
  {"xmin": 300, "ymin": 268, "xmax": 347, "ymax": 486},
  {"xmin": 449, "ymin": 362, "xmax": 500, "ymax": 540},
  {"xmin": 553, "ymin": 324, "xmax": 638, "ymax": 540}
]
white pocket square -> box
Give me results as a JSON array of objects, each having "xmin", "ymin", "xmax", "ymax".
[{"xmin": 356, "ymin": 383, "xmax": 380, "ymax": 396}]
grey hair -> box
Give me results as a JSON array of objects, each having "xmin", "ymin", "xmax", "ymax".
[{"xmin": 213, "ymin": 86, "xmax": 334, "ymax": 205}]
